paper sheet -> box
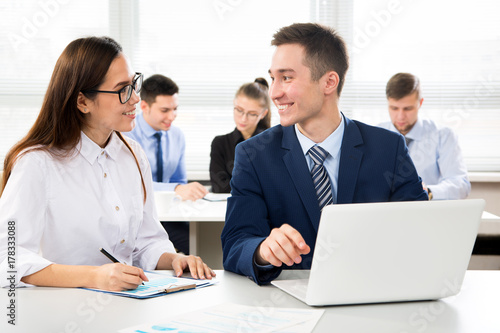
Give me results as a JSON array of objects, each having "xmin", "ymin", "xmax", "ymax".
[
  {"xmin": 203, "ymin": 193, "xmax": 231, "ymax": 201},
  {"xmin": 119, "ymin": 302, "xmax": 324, "ymax": 333}
]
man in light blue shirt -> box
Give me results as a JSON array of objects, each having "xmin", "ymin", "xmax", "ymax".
[
  {"xmin": 379, "ymin": 73, "xmax": 470, "ymax": 200},
  {"xmin": 126, "ymin": 75, "xmax": 208, "ymax": 254},
  {"xmin": 125, "ymin": 75, "xmax": 208, "ymax": 200}
]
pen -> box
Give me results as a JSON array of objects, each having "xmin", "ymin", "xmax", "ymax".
[
  {"xmin": 99, "ymin": 247, "xmax": 120, "ymax": 263},
  {"xmin": 99, "ymin": 248, "xmax": 145, "ymax": 285}
]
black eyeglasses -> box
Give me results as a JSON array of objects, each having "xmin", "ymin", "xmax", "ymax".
[{"xmin": 83, "ymin": 73, "xmax": 143, "ymax": 104}]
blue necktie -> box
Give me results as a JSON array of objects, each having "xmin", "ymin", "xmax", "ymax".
[
  {"xmin": 154, "ymin": 132, "xmax": 163, "ymax": 182},
  {"xmin": 308, "ymin": 145, "xmax": 333, "ymax": 210}
]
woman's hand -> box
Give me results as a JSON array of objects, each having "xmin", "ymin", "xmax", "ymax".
[
  {"xmin": 157, "ymin": 252, "xmax": 216, "ymax": 279},
  {"xmin": 92, "ymin": 263, "xmax": 148, "ymax": 291},
  {"xmin": 21, "ymin": 263, "xmax": 148, "ymax": 291},
  {"xmin": 161, "ymin": 253, "xmax": 216, "ymax": 279}
]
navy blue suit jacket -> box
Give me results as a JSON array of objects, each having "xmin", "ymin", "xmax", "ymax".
[{"xmin": 221, "ymin": 116, "xmax": 428, "ymax": 284}]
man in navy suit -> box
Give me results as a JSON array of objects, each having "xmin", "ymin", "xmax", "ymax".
[{"xmin": 221, "ymin": 23, "xmax": 428, "ymax": 285}]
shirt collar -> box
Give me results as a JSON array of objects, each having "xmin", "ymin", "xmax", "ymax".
[
  {"xmin": 79, "ymin": 131, "xmax": 121, "ymax": 165},
  {"xmin": 294, "ymin": 113, "xmax": 345, "ymax": 160},
  {"xmin": 230, "ymin": 128, "xmax": 244, "ymax": 142},
  {"xmin": 405, "ymin": 118, "xmax": 424, "ymax": 141},
  {"xmin": 387, "ymin": 118, "xmax": 423, "ymax": 141},
  {"xmin": 137, "ymin": 112, "xmax": 160, "ymax": 138},
  {"xmin": 232, "ymin": 127, "xmax": 265, "ymax": 142}
]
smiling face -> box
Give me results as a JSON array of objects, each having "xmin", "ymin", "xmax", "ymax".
[
  {"xmin": 81, "ymin": 54, "xmax": 139, "ymax": 146},
  {"xmin": 141, "ymin": 94, "xmax": 179, "ymax": 132},
  {"xmin": 388, "ymin": 92, "xmax": 423, "ymax": 136},
  {"xmin": 268, "ymin": 44, "xmax": 325, "ymax": 128}
]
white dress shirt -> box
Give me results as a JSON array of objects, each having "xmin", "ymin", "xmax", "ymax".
[
  {"xmin": 379, "ymin": 118, "xmax": 470, "ymax": 200},
  {"xmin": 0, "ymin": 132, "xmax": 175, "ymax": 287}
]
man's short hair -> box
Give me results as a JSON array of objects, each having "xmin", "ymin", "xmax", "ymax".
[
  {"xmin": 271, "ymin": 23, "xmax": 349, "ymax": 96},
  {"xmin": 141, "ymin": 74, "xmax": 179, "ymax": 105},
  {"xmin": 386, "ymin": 73, "xmax": 421, "ymax": 100}
]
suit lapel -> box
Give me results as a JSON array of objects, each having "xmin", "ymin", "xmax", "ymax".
[
  {"xmin": 281, "ymin": 126, "xmax": 322, "ymax": 231},
  {"xmin": 337, "ymin": 117, "xmax": 364, "ymax": 204}
]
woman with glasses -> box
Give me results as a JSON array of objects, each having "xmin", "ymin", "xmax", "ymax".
[
  {"xmin": 0, "ymin": 36, "xmax": 215, "ymax": 291},
  {"xmin": 210, "ymin": 78, "xmax": 271, "ymax": 193}
]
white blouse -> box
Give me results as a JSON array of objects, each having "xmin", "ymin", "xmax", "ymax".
[{"xmin": 0, "ymin": 132, "xmax": 175, "ymax": 287}]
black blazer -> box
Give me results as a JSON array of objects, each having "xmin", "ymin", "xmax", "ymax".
[{"xmin": 210, "ymin": 127, "xmax": 265, "ymax": 193}]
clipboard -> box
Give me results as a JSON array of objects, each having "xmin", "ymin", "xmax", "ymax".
[
  {"xmin": 163, "ymin": 283, "xmax": 196, "ymax": 293},
  {"xmin": 83, "ymin": 272, "xmax": 215, "ymax": 299}
]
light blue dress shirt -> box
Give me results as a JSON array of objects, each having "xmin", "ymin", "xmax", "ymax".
[
  {"xmin": 125, "ymin": 113, "xmax": 187, "ymax": 191},
  {"xmin": 379, "ymin": 118, "xmax": 470, "ymax": 200},
  {"xmin": 294, "ymin": 114, "xmax": 345, "ymax": 204}
]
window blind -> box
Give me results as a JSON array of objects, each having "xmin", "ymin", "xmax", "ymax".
[
  {"xmin": 1, "ymin": 0, "xmax": 498, "ymax": 175},
  {"xmin": 334, "ymin": 0, "xmax": 500, "ymax": 171},
  {"xmin": 131, "ymin": 0, "xmax": 313, "ymax": 173},
  {"xmin": 0, "ymin": 0, "xmax": 114, "ymax": 164}
]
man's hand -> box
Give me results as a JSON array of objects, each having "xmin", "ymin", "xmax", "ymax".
[
  {"xmin": 175, "ymin": 182, "xmax": 209, "ymax": 201},
  {"xmin": 422, "ymin": 181, "xmax": 433, "ymax": 200},
  {"xmin": 255, "ymin": 224, "xmax": 310, "ymax": 267}
]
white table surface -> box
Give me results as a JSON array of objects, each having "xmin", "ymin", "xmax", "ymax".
[
  {"xmin": 479, "ymin": 211, "xmax": 500, "ymax": 235},
  {"xmin": 157, "ymin": 199, "xmax": 226, "ymax": 222},
  {"xmin": 4, "ymin": 270, "xmax": 500, "ymax": 333},
  {"xmin": 157, "ymin": 200, "xmax": 226, "ymax": 267}
]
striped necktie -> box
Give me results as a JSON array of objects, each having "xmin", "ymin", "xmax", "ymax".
[
  {"xmin": 154, "ymin": 132, "xmax": 163, "ymax": 182},
  {"xmin": 307, "ymin": 145, "xmax": 334, "ymax": 210},
  {"xmin": 405, "ymin": 136, "xmax": 413, "ymax": 148}
]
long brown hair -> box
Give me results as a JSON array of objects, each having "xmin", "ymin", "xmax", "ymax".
[{"xmin": 1, "ymin": 37, "xmax": 146, "ymax": 199}]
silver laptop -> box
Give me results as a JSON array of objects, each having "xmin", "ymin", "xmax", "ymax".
[{"xmin": 271, "ymin": 199, "xmax": 485, "ymax": 306}]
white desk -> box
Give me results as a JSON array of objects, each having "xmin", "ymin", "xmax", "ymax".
[
  {"xmin": 158, "ymin": 200, "xmax": 226, "ymax": 268},
  {"xmin": 158, "ymin": 200, "xmax": 226, "ymax": 222},
  {"xmin": 4, "ymin": 270, "xmax": 500, "ymax": 332},
  {"xmin": 478, "ymin": 211, "xmax": 500, "ymax": 235}
]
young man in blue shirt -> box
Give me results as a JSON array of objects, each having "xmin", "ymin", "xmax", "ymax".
[
  {"xmin": 126, "ymin": 74, "xmax": 207, "ymax": 199},
  {"xmin": 126, "ymin": 75, "xmax": 208, "ymax": 254},
  {"xmin": 379, "ymin": 73, "xmax": 470, "ymax": 200}
]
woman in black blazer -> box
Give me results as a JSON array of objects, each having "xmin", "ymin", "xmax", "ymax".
[{"xmin": 210, "ymin": 78, "xmax": 271, "ymax": 193}]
